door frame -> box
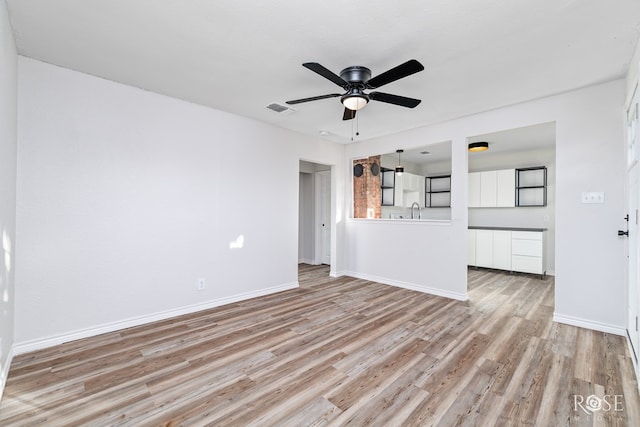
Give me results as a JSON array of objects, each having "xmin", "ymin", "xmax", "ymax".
[{"xmin": 315, "ymin": 169, "xmax": 331, "ymax": 266}]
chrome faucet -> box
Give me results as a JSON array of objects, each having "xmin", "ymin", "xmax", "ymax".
[{"xmin": 411, "ymin": 202, "xmax": 421, "ymax": 220}]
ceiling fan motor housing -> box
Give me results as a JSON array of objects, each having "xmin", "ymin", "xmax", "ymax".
[{"xmin": 340, "ymin": 66, "xmax": 371, "ymax": 86}]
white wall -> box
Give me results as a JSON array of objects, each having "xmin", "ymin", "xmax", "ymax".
[
  {"xmin": 626, "ymin": 38, "xmax": 640, "ymax": 108},
  {"xmin": 0, "ymin": 0, "xmax": 17, "ymax": 399},
  {"xmin": 14, "ymin": 57, "xmax": 344, "ymax": 349},
  {"xmin": 345, "ymin": 80, "xmax": 627, "ymax": 334}
]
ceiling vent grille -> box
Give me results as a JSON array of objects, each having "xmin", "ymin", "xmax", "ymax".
[{"xmin": 266, "ymin": 102, "xmax": 296, "ymax": 115}]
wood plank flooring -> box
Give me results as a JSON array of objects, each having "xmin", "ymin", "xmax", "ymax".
[{"xmin": 1, "ymin": 265, "xmax": 639, "ymax": 426}]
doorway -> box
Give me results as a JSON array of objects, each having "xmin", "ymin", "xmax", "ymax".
[
  {"xmin": 298, "ymin": 161, "xmax": 332, "ymax": 268},
  {"xmin": 466, "ymin": 122, "xmax": 556, "ymax": 293}
]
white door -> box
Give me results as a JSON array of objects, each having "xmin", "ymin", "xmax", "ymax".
[
  {"xmin": 316, "ymin": 170, "xmax": 331, "ymax": 265},
  {"xmin": 627, "ymin": 164, "xmax": 639, "ymax": 360},
  {"xmin": 627, "ymin": 89, "xmax": 640, "ymax": 362}
]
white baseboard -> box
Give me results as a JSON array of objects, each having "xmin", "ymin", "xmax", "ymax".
[
  {"xmin": 298, "ymin": 259, "xmax": 316, "ymax": 265},
  {"xmin": 13, "ymin": 282, "xmax": 299, "ymax": 356},
  {"xmin": 553, "ymin": 313, "xmax": 626, "ymax": 336},
  {"xmin": 344, "ymin": 271, "xmax": 468, "ymax": 302},
  {"xmin": 329, "ymin": 270, "xmax": 344, "ymax": 278},
  {"xmin": 0, "ymin": 345, "xmax": 15, "ymax": 403}
]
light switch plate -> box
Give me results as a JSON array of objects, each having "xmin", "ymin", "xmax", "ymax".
[{"xmin": 581, "ymin": 192, "xmax": 605, "ymax": 204}]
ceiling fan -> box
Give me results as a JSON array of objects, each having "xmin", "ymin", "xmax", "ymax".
[{"xmin": 286, "ymin": 59, "xmax": 424, "ymax": 121}]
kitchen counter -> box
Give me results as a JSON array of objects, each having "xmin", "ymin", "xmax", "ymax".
[{"xmin": 469, "ymin": 226, "xmax": 547, "ymax": 232}]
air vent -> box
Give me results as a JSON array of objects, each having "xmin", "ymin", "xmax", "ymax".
[{"xmin": 266, "ymin": 102, "xmax": 296, "ymax": 115}]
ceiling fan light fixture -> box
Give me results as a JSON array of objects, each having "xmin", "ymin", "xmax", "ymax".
[
  {"xmin": 468, "ymin": 142, "xmax": 489, "ymax": 152},
  {"xmin": 341, "ymin": 90, "xmax": 369, "ymax": 111}
]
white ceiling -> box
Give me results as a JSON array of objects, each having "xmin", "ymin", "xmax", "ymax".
[{"xmin": 6, "ymin": 1, "xmax": 640, "ymax": 144}]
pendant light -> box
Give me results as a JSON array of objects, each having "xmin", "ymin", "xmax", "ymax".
[{"xmin": 395, "ymin": 149, "xmax": 404, "ymax": 175}]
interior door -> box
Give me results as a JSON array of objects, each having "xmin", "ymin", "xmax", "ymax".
[
  {"xmin": 628, "ymin": 164, "xmax": 639, "ymax": 361},
  {"xmin": 316, "ymin": 170, "xmax": 331, "ymax": 265},
  {"xmin": 627, "ymin": 87, "xmax": 639, "ymax": 362}
]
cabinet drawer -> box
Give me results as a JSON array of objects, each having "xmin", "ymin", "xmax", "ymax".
[
  {"xmin": 511, "ymin": 231, "xmax": 542, "ymax": 240},
  {"xmin": 512, "ymin": 239, "xmax": 542, "ymax": 256},
  {"xmin": 511, "ymin": 255, "xmax": 543, "ymax": 274}
]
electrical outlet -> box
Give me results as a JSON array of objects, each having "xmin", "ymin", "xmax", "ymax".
[{"xmin": 197, "ymin": 278, "xmax": 206, "ymax": 291}]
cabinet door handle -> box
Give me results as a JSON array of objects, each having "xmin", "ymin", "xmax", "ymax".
[{"xmin": 618, "ymin": 230, "xmax": 629, "ymax": 237}]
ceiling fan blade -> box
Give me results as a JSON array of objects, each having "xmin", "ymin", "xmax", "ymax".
[
  {"xmin": 343, "ymin": 108, "xmax": 356, "ymax": 121},
  {"xmin": 366, "ymin": 59, "xmax": 424, "ymax": 89},
  {"xmin": 303, "ymin": 63, "xmax": 348, "ymax": 87},
  {"xmin": 369, "ymin": 92, "xmax": 421, "ymax": 108},
  {"xmin": 286, "ymin": 93, "xmax": 342, "ymax": 105}
]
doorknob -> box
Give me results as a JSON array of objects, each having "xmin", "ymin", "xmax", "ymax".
[{"xmin": 618, "ymin": 230, "xmax": 629, "ymax": 236}]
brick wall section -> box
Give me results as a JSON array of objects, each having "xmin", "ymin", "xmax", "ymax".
[{"xmin": 353, "ymin": 155, "xmax": 381, "ymax": 218}]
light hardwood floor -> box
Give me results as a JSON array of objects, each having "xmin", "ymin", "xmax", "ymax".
[{"xmin": 1, "ymin": 265, "xmax": 639, "ymax": 426}]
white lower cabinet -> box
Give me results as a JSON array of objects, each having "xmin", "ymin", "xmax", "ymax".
[
  {"xmin": 468, "ymin": 228, "xmax": 545, "ymax": 275},
  {"xmin": 492, "ymin": 231, "xmax": 512, "ymax": 270},
  {"xmin": 469, "ymin": 229, "xmax": 511, "ymax": 270},
  {"xmin": 468, "ymin": 229, "xmax": 477, "ymax": 266},
  {"xmin": 475, "ymin": 230, "xmax": 494, "ymax": 268},
  {"xmin": 511, "ymin": 231, "xmax": 545, "ymax": 275}
]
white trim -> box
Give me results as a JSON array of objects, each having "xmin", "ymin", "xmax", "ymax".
[
  {"xmin": 13, "ymin": 282, "xmax": 299, "ymax": 355},
  {"xmin": 553, "ymin": 313, "xmax": 626, "ymax": 336},
  {"xmin": 344, "ymin": 271, "xmax": 468, "ymax": 302},
  {"xmin": 329, "ymin": 269, "xmax": 344, "ymax": 278},
  {"xmin": 298, "ymin": 258, "xmax": 317, "ymax": 265},
  {"xmin": 0, "ymin": 345, "xmax": 15, "ymax": 403}
]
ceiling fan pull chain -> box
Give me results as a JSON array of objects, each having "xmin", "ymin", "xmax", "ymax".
[{"xmin": 351, "ymin": 116, "xmax": 354, "ymax": 141}]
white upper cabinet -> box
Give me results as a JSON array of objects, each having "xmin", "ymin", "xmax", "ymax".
[
  {"xmin": 496, "ymin": 169, "xmax": 516, "ymax": 207},
  {"xmin": 468, "ymin": 172, "xmax": 481, "ymax": 208},
  {"xmin": 480, "ymin": 171, "xmax": 497, "ymax": 207},
  {"xmin": 394, "ymin": 172, "xmax": 425, "ymax": 207},
  {"xmin": 468, "ymin": 169, "xmax": 515, "ymax": 208}
]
